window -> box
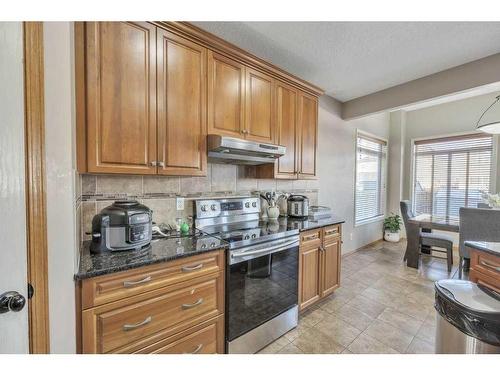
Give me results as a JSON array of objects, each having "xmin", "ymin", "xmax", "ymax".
[
  {"xmin": 412, "ymin": 133, "xmax": 493, "ymax": 217},
  {"xmin": 355, "ymin": 131, "xmax": 387, "ymax": 225}
]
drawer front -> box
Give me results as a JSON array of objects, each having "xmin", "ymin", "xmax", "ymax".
[
  {"xmin": 470, "ymin": 269, "xmax": 500, "ymax": 294},
  {"xmin": 86, "ymin": 275, "xmax": 223, "ymax": 353},
  {"xmin": 300, "ymin": 229, "xmax": 321, "ymax": 249},
  {"xmin": 135, "ymin": 315, "xmax": 224, "ymax": 354},
  {"xmin": 323, "ymin": 225, "xmax": 341, "ymax": 243},
  {"xmin": 82, "ymin": 250, "xmax": 224, "ymax": 309},
  {"xmin": 471, "ymin": 250, "xmax": 500, "ymax": 280}
]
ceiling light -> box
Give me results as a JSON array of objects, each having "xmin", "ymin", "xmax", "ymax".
[{"xmin": 476, "ymin": 94, "xmax": 500, "ymax": 134}]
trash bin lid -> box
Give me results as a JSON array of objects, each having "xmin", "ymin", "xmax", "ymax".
[
  {"xmin": 435, "ymin": 279, "xmax": 500, "ymax": 346},
  {"xmin": 436, "ymin": 279, "xmax": 500, "ymax": 313}
]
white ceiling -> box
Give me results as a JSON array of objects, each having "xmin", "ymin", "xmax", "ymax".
[{"xmin": 193, "ymin": 22, "xmax": 500, "ymax": 102}]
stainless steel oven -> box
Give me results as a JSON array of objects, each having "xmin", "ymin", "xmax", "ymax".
[
  {"xmin": 227, "ymin": 236, "xmax": 299, "ymax": 353},
  {"xmin": 195, "ymin": 197, "xmax": 300, "ymax": 354}
]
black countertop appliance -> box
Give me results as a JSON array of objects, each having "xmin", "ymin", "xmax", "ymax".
[{"xmin": 90, "ymin": 200, "xmax": 152, "ymax": 253}]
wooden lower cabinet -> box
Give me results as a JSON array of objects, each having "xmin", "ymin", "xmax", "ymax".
[
  {"xmin": 77, "ymin": 250, "xmax": 225, "ymax": 354},
  {"xmin": 469, "ymin": 248, "xmax": 500, "ymax": 293},
  {"xmin": 299, "ymin": 225, "xmax": 341, "ymax": 311}
]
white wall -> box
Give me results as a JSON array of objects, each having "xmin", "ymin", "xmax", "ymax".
[
  {"xmin": 44, "ymin": 22, "xmax": 77, "ymax": 354},
  {"xmin": 317, "ymin": 96, "xmax": 391, "ymax": 254}
]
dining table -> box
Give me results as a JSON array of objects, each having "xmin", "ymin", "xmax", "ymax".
[{"xmin": 405, "ymin": 214, "xmax": 460, "ymax": 269}]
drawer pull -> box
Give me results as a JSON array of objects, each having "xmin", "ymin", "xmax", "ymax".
[
  {"xmin": 480, "ymin": 260, "xmax": 500, "ymax": 272},
  {"xmin": 325, "ymin": 228, "xmax": 338, "ymax": 235},
  {"xmin": 181, "ymin": 263, "xmax": 203, "ymax": 272},
  {"xmin": 123, "ymin": 276, "xmax": 152, "ymax": 288},
  {"xmin": 182, "ymin": 298, "xmax": 204, "ymax": 310},
  {"xmin": 303, "ymin": 234, "xmax": 318, "ymax": 241},
  {"xmin": 185, "ymin": 344, "xmax": 203, "ymax": 354},
  {"xmin": 122, "ymin": 316, "xmax": 152, "ymax": 331}
]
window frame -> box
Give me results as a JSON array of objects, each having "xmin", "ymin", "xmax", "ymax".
[
  {"xmin": 354, "ymin": 129, "xmax": 389, "ymax": 227},
  {"xmin": 410, "ymin": 131, "xmax": 498, "ymax": 216}
]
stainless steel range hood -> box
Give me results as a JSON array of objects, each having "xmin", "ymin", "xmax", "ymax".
[{"xmin": 207, "ymin": 135, "xmax": 286, "ymax": 165}]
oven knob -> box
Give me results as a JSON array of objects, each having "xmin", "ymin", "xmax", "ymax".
[
  {"xmin": 244, "ymin": 235, "xmax": 250, "ymax": 240},
  {"xmin": 210, "ymin": 242, "xmax": 215, "ymax": 248},
  {"xmin": 211, "ymin": 204, "xmax": 217, "ymax": 211},
  {"xmin": 252, "ymin": 202, "xmax": 257, "ymax": 208},
  {"xmin": 201, "ymin": 243, "xmax": 207, "ymax": 249},
  {"xmin": 201, "ymin": 205, "xmax": 207, "ymax": 212},
  {"xmin": 245, "ymin": 202, "xmax": 250, "ymax": 208},
  {"xmin": 251, "ymin": 234, "xmax": 256, "ymax": 239}
]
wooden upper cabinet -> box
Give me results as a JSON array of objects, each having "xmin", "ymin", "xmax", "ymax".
[
  {"xmin": 85, "ymin": 22, "xmax": 157, "ymax": 174},
  {"xmin": 298, "ymin": 92, "xmax": 318, "ymax": 179},
  {"xmin": 245, "ymin": 68, "xmax": 275, "ymax": 143},
  {"xmin": 274, "ymin": 82, "xmax": 298, "ymax": 178},
  {"xmin": 157, "ymin": 30, "xmax": 207, "ymax": 176},
  {"xmin": 207, "ymin": 51, "xmax": 246, "ymax": 138}
]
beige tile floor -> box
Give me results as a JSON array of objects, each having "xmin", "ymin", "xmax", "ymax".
[{"xmin": 258, "ymin": 240, "xmax": 464, "ymax": 354}]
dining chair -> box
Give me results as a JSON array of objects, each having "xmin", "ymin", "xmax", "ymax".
[
  {"xmin": 459, "ymin": 207, "xmax": 500, "ymax": 277},
  {"xmin": 400, "ymin": 201, "xmax": 454, "ymax": 272}
]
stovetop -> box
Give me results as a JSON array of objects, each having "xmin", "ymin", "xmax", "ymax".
[{"xmin": 199, "ymin": 219, "xmax": 299, "ymax": 250}]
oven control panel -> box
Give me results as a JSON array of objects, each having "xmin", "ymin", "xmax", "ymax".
[{"xmin": 195, "ymin": 197, "xmax": 260, "ymax": 220}]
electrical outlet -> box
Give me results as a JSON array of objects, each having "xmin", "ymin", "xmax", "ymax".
[{"xmin": 176, "ymin": 197, "xmax": 185, "ymax": 211}]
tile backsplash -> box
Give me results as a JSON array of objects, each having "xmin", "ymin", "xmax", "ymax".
[{"xmin": 77, "ymin": 163, "xmax": 319, "ymax": 241}]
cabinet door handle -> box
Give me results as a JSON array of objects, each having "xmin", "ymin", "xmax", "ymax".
[
  {"xmin": 122, "ymin": 316, "xmax": 152, "ymax": 331},
  {"xmin": 123, "ymin": 276, "xmax": 152, "ymax": 288},
  {"xmin": 480, "ymin": 260, "xmax": 500, "ymax": 272},
  {"xmin": 158, "ymin": 161, "xmax": 165, "ymax": 167},
  {"xmin": 150, "ymin": 161, "xmax": 158, "ymax": 167},
  {"xmin": 182, "ymin": 298, "xmax": 204, "ymax": 310},
  {"xmin": 181, "ymin": 263, "xmax": 203, "ymax": 272},
  {"xmin": 185, "ymin": 344, "xmax": 203, "ymax": 354}
]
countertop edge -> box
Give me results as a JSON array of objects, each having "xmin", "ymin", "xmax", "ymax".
[
  {"xmin": 74, "ymin": 244, "xmax": 228, "ymax": 281},
  {"xmin": 465, "ymin": 241, "xmax": 500, "ymax": 257}
]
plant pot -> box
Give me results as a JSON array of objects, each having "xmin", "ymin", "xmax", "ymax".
[{"xmin": 384, "ymin": 230, "xmax": 400, "ymax": 242}]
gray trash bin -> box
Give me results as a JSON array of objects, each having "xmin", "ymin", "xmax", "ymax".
[{"xmin": 434, "ymin": 279, "xmax": 500, "ymax": 353}]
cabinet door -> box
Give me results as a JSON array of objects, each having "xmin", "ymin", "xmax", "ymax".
[
  {"xmin": 297, "ymin": 92, "xmax": 318, "ymax": 179},
  {"xmin": 208, "ymin": 51, "xmax": 245, "ymax": 138},
  {"xmin": 274, "ymin": 81, "xmax": 298, "ymax": 178},
  {"xmin": 320, "ymin": 237, "xmax": 341, "ymax": 298},
  {"xmin": 86, "ymin": 22, "xmax": 157, "ymax": 174},
  {"xmin": 299, "ymin": 246, "xmax": 321, "ymax": 311},
  {"xmin": 157, "ymin": 30, "xmax": 207, "ymax": 176},
  {"xmin": 245, "ymin": 68, "xmax": 275, "ymax": 143}
]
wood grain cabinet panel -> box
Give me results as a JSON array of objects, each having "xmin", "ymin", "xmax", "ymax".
[
  {"xmin": 299, "ymin": 226, "xmax": 342, "ymax": 311},
  {"xmin": 298, "ymin": 92, "xmax": 318, "ymax": 179},
  {"xmin": 245, "ymin": 68, "xmax": 275, "ymax": 143},
  {"xmin": 470, "ymin": 249, "xmax": 500, "ymax": 293},
  {"xmin": 208, "ymin": 51, "xmax": 246, "ymax": 138},
  {"xmin": 85, "ymin": 22, "xmax": 157, "ymax": 174},
  {"xmin": 320, "ymin": 237, "xmax": 340, "ymax": 298},
  {"xmin": 274, "ymin": 82, "xmax": 298, "ymax": 178},
  {"xmin": 157, "ymin": 30, "xmax": 207, "ymax": 176},
  {"xmin": 299, "ymin": 246, "xmax": 321, "ymax": 310}
]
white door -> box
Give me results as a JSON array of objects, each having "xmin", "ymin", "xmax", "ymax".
[{"xmin": 0, "ymin": 22, "xmax": 30, "ymax": 353}]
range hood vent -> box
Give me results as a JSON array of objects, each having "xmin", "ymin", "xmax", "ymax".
[{"xmin": 207, "ymin": 135, "xmax": 286, "ymax": 165}]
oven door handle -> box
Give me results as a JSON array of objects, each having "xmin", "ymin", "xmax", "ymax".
[{"xmin": 231, "ymin": 238, "xmax": 299, "ymax": 261}]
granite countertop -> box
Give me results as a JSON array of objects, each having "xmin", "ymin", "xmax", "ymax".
[
  {"xmin": 75, "ymin": 234, "xmax": 228, "ymax": 280},
  {"xmin": 465, "ymin": 241, "xmax": 500, "ymax": 257},
  {"xmin": 283, "ymin": 215, "xmax": 345, "ymax": 231}
]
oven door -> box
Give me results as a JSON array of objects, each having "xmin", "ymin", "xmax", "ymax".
[{"xmin": 226, "ymin": 236, "xmax": 299, "ymax": 345}]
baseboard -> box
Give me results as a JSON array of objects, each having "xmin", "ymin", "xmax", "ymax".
[{"xmin": 342, "ymin": 238, "xmax": 384, "ymax": 257}]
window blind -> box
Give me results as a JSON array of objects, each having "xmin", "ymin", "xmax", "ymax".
[
  {"xmin": 413, "ymin": 133, "xmax": 493, "ymax": 217},
  {"xmin": 355, "ymin": 133, "xmax": 387, "ymax": 224}
]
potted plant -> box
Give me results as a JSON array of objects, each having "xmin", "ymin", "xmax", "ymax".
[{"xmin": 383, "ymin": 213, "xmax": 403, "ymax": 242}]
